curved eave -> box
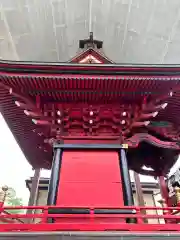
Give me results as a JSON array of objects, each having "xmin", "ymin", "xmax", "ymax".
[{"xmin": 2, "ymin": 60, "xmax": 180, "ymax": 75}]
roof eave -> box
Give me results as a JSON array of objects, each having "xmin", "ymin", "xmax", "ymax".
[{"xmin": 2, "ymin": 60, "xmax": 180, "ymax": 76}]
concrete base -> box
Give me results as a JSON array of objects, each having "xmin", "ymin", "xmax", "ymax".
[{"xmin": 0, "ymin": 232, "xmax": 180, "ymax": 240}]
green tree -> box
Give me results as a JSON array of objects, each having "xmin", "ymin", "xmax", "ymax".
[{"xmin": 4, "ymin": 187, "xmax": 24, "ymax": 214}]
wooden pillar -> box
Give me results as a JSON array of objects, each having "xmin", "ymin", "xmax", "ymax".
[
  {"xmin": 133, "ymin": 171, "xmax": 145, "ymax": 206},
  {"xmin": 27, "ymin": 168, "xmax": 41, "ymax": 207},
  {"xmin": 26, "ymin": 168, "xmax": 40, "ymax": 223},
  {"xmin": 158, "ymin": 176, "xmax": 169, "ymax": 206},
  {"xmin": 133, "ymin": 171, "xmax": 148, "ymax": 223}
]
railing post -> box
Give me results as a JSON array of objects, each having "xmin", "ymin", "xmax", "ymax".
[
  {"xmin": 0, "ymin": 201, "xmax": 3, "ymax": 215},
  {"xmin": 158, "ymin": 198, "xmax": 169, "ymax": 223},
  {"xmin": 136, "ymin": 207, "xmax": 144, "ymax": 224},
  {"xmin": 0, "ymin": 186, "xmax": 8, "ymax": 214},
  {"xmin": 41, "ymin": 207, "xmax": 48, "ymax": 223},
  {"xmin": 0, "ymin": 193, "xmax": 4, "ymax": 212}
]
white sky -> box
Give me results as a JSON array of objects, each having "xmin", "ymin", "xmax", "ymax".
[
  {"xmin": 0, "ymin": 113, "xmax": 179, "ymax": 204},
  {"xmin": 0, "ymin": 114, "xmax": 50, "ymax": 204}
]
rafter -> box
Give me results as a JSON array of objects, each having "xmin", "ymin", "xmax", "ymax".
[
  {"xmin": 122, "ymin": 91, "xmax": 173, "ymax": 137},
  {"xmin": 0, "ymin": 82, "xmax": 35, "ymax": 107}
]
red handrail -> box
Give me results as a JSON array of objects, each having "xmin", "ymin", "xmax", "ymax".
[
  {"xmin": 2, "ymin": 205, "xmax": 180, "ymax": 210},
  {"xmin": 0, "ymin": 205, "xmax": 180, "ymax": 232}
]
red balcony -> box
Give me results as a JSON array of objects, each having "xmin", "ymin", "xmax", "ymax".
[
  {"xmin": 1, "ymin": 205, "xmax": 180, "ymax": 239},
  {"xmin": 0, "ymin": 205, "xmax": 180, "ymax": 232}
]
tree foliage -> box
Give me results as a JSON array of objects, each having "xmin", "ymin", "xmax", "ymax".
[{"xmin": 4, "ymin": 187, "xmax": 24, "ymax": 213}]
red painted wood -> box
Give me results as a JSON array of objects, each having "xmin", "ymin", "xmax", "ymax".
[
  {"xmin": 2, "ymin": 206, "xmax": 180, "ymax": 232},
  {"xmin": 1, "ymin": 61, "xmax": 180, "ymax": 173},
  {"xmin": 56, "ymin": 151, "xmax": 124, "ymax": 208},
  {"xmin": 63, "ymin": 139, "xmax": 120, "ymax": 144},
  {"xmin": 2, "ymin": 222, "xmax": 180, "ymax": 232}
]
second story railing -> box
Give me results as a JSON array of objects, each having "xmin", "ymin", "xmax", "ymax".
[{"xmin": 1, "ymin": 205, "xmax": 180, "ymax": 232}]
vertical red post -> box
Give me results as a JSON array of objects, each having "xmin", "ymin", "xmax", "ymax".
[
  {"xmin": 41, "ymin": 207, "xmax": 48, "ymax": 223},
  {"xmin": 0, "ymin": 186, "xmax": 7, "ymax": 215},
  {"xmin": 0, "ymin": 200, "xmax": 3, "ymax": 215},
  {"xmin": 136, "ymin": 207, "xmax": 144, "ymax": 224}
]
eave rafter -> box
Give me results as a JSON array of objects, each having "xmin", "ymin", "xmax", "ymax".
[
  {"xmin": 1, "ymin": 66, "xmax": 180, "ymax": 173},
  {"xmin": 0, "ymin": 82, "xmax": 51, "ymax": 155},
  {"xmin": 1, "ymin": 79, "xmax": 179, "ymax": 146},
  {"xmin": 122, "ymin": 91, "xmax": 173, "ymax": 137}
]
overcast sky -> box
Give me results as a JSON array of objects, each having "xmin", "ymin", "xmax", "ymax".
[
  {"xmin": 0, "ymin": 114, "xmax": 50, "ymax": 203},
  {"xmin": 0, "ymin": 113, "xmax": 179, "ymax": 204}
]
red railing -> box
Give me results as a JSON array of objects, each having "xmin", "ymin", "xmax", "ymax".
[{"xmin": 0, "ymin": 205, "xmax": 180, "ymax": 232}]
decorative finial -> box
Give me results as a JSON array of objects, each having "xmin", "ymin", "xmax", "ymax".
[
  {"xmin": 89, "ymin": 32, "xmax": 93, "ymax": 43},
  {"xmin": 2, "ymin": 185, "xmax": 8, "ymax": 192},
  {"xmin": 79, "ymin": 32, "xmax": 103, "ymax": 49},
  {"xmin": 175, "ymin": 186, "xmax": 180, "ymax": 205},
  {"xmin": 0, "ymin": 185, "xmax": 8, "ymax": 203}
]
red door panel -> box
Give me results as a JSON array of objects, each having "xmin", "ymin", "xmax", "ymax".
[{"xmin": 56, "ymin": 150, "xmax": 124, "ymax": 208}]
